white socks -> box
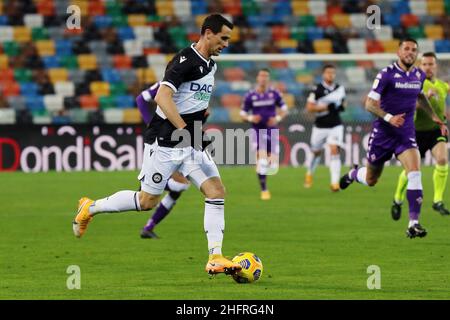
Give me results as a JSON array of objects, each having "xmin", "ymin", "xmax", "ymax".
[
  {"xmin": 257, "ymin": 158, "xmax": 268, "ymax": 175},
  {"xmin": 161, "ymin": 193, "xmax": 176, "ymax": 210},
  {"xmin": 204, "ymin": 198, "xmax": 224, "ymax": 255},
  {"xmin": 307, "ymin": 154, "xmax": 321, "ymax": 175},
  {"xmin": 355, "ymin": 167, "xmax": 368, "ymax": 185},
  {"xmin": 330, "ymin": 154, "xmax": 341, "ymax": 185},
  {"xmin": 89, "ymin": 190, "xmax": 141, "ymax": 214}
]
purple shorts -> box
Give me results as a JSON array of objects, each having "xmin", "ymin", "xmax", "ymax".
[
  {"xmin": 366, "ymin": 125, "xmax": 418, "ymax": 166},
  {"xmin": 251, "ymin": 127, "xmax": 279, "ymax": 154}
]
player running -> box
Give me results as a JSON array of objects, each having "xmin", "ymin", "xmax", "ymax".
[
  {"xmin": 391, "ymin": 52, "xmax": 450, "ymax": 219},
  {"xmin": 136, "ymin": 81, "xmax": 190, "ymax": 239},
  {"xmin": 240, "ymin": 68, "xmax": 288, "ymax": 200},
  {"xmin": 73, "ymin": 14, "xmax": 242, "ymax": 275},
  {"xmin": 304, "ymin": 64, "xmax": 346, "ymax": 192},
  {"xmin": 339, "ymin": 38, "xmax": 448, "ymax": 238}
]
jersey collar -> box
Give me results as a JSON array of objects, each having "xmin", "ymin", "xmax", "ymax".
[{"xmin": 191, "ymin": 43, "xmax": 211, "ymax": 67}]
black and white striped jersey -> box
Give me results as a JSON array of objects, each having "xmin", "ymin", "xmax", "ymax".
[
  {"xmin": 145, "ymin": 44, "xmax": 216, "ymax": 147},
  {"xmin": 307, "ymin": 81, "xmax": 346, "ymax": 128}
]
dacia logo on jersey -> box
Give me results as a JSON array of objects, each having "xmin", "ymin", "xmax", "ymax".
[{"xmin": 190, "ymin": 82, "xmax": 212, "ymax": 101}]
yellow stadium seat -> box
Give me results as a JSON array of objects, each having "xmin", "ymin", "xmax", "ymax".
[
  {"xmin": 427, "ymin": 0, "xmax": 444, "ymax": 15},
  {"xmin": 48, "ymin": 68, "xmax": 69, "ymax": 83},
  {"xmin": 292, "ymin": 0, "xmax": 309, "ymax": 15},
  {"xmin": 296, "ymin": 73, "xmax": 314, "ymax": 84},
  {"xmin": 228, "ymin": 108, "xmax": 244, "ymax": 123},
  {"xmin": 36, "ymin": 40, "xmax": 55, "ymax": 56},
  {"xmin": 313, "ymin": 39, "xmax": 333, "ymax": 53},
  {"xmin": 230, "ymin": 26, "xmax": 240, "ymax": 42},
  {"xmin": 90, "ymin": 81, "xmax": 110, "ymax": 97},
  {"xmin": 0, "ymin": 1, "xmax": 3, "ymax": 14},
  {"xmin": 71, "ymin": 0, "xmax": 88, "ymax": 15},
  {"xmin": 123, "ymin": 109, "xmax": 142, "ymax": 124},
  {"xmin": 195, "ymin": 14, "xmax": 209, "ymax": 28},
  {"xmin": 136, "ymin": 68, "xmax": 157, "ymax": 84},
  {"xmin": 277, "ymin": 39, "xmax": 298, "ymax": 48},
  {"xmin": 77, "ymin": 54, "xmax": 97, "ymax": 70},
  {"xmin": 332, "ymin": 14, "xmax": 352, "ymax": 28},
  {"xmin": 0, "ymin": 54, "xmax": 8, "ymax": 69},
  {"xmin": 424, "ymin": 25, "xmax": 444, "ymax": 39},
  {"xmin": 156, "ymin": 0, "xmax": 174, "ymax": 16},
  {"xmin": 128, "ymin": 14, "xmax": 147, "ymax": 27},
  {"xmin": 282, "ymin": 93, "xmax": 295, "ymax": 109},
  {"xmin": 381, "ymin": 40, "xmax": 399, "ymax": 53},
  {"xmin": 13, "ymin": 27, "xmax": 31, "ymax": 42}
]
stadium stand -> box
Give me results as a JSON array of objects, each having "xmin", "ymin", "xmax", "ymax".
[{"xmin": 0, "ymin": 0, "xmax": 449, "ymax": 125}]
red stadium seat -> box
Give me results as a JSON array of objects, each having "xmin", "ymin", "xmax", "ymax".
[
  {"xmin": 316, "ymin": 15, "xmax": 333, "ymax": 28},
  {"xmin": 366, "ymin": 40, "xmax": 384, "ymax": 53},
  {"xmin": 1, "ymin": 81, "xmax": 20, "ymax": 97},
  {"xmin": 113, "ymin": 55, "xmax": 132, "ymax": 69},
  {"xmin": 223, "ymin": 67, "xmax": 245, "ymax": 82},
  {"xmin": 222, "ymin": 1, "xmax": 242, "ymax": 16},
  {"xmin": 0, "ymin": 68, "xmax": 14, "ymax": 83},
  {"xmin": 401, "ymin": 14, "xmax": 420, "ymax": 27},
  {"xmin": 221, "ymin": 94, "xmax": 242, "ymax": 109},
  {"xmin": 79, "ymin": 95, "xmax": 99, "ymax": 109},
  {"xmin": 271, "ymin": 25, "xmax": 290, "ymax": 41},
  {"xmin": 88, "ymin": 0, "xmax": 105, "ymax": 16},
  {"xmin": 36, "ymin": 0, "xmax": 55, "ymax": 17}
]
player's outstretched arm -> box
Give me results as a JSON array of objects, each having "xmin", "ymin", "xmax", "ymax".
[
  {"xmin": 365, "ymin": 96, "xmax": 405, "ymax": 127},
  {"xmin": 154, "ymin": 84, "xmax": 187, "ymax": 129},
  {"xmin": 417, "ymin": 92, "xmax": 448, "ymax": 135}
]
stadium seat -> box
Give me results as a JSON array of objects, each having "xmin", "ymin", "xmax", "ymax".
[
  {"xmin": 332, "ymin": 14, "xmax": 351, "ymax": 28},
  {"xmin": 315, "ymin": 15, "xmax": 333, "ymax": 28},
  {"xmin": 24, "ymin": 14, "xmax": 44, "ymax": 28},
  {"xmin": 174, "ymin": 0, "xmax": 192, "ymax": 16},
  {"xmin": 349, "ymin": 13, "xmax": 367, "ymax": 28},
  {"xmin": 222, "ymin": 1, "xmax": 242, "ymax": 16},
  {"xmin": 401, "ymin": 14, "xmax": 420, "ymax": 27},
  {"xmin": 90, "ymin": 81, "xmax": 110, "ymax": 97},
  {"xmin": 88, "ymin": 0, "xmax": 106, "ymax": 16},
  {"xmin": 309, "ymin": 0, "xmax": 327, "ymax": 16},
  {"xmin": 54, "ymin": 81, "xmax": 75, "ymax": 97},
  {"xmin": 0, "ymin": 54, "xmax": 8, "ymax": 69},
  {"xmin": 381, "ymin": 40, "xmax": 400, "ymax": 53},
  {"xmin": 109, "ymin": 82, "xmax": 127, "ymax": 95},
  {"xmin": 128, "ymin": 14, "xmax": 147, "ymax": 27},
  {"xmin": 36, "ymin": 0, "xmax": 55, "ymax": 16},
  {"xmin": 435, "ymin": 40, "xmax": 450, "ymax": 53},
  {"xmin": 69, "ymin": 109, "xmax": 89, "ymax": 124},
  {"xmin": 99, "ymin": 96, "xmax": 115, "ymax": 109},
  {"xmin": 14, "ymin": 69, "xmax": 32, "ymax": 82},
  {"xmin": 427, "ymin": 0, "xmax": 445, "ymax": 15},
  {"xmin": 347, "ymin": 39, "xmax": 367, "ymax": 54},
  {"xmin": 20, "ymin": 82, "xmax": 39, "ymax": 96},
  {"xmin": 0, "ymin": 26, "xmax": 13, "ymax": 42},
  {"xmin": 79, "ymin": 95, "xmax": 99, "ymax": 109},
  {"xmin": 123, "ymin": 109, "xmax": 142, "ymax": 123},
  {"xmin": 25, "ymin": 95, "xmax": 45, "ymax": 111},
  {"xmin": 0, "ymin": 68, "xmax": 14, "ymax": 83},
  {"xmin": 224, "ymin": 68, "xmax": 245, "ymax": 82},
  {"xmin": 313, "ymin": 39, "xmax": 333, "ymax": 53},
  {"xmin": 42, "ymin": 56, "xmax": 60, "ymax": 68},
  {"xmin": 78, "ymin": 54, "xmax": 98, "ymax": 70},
  {"xmin": 373, "ymin": 25, "xmax": 393, "ymax": 40},
  {"xmin": 136, "ymin": 68, "xmax": 156, "ymax": 84},
  {"xmin": 32, "ymin": 110, "xmax": 51, "ymax": 124},
  {"xmin": 124, "ymin": 40, "xmax": 143, "ymax": 57},
  {"xmin": 36, "ymin": 40, "xmax": 55, "ymax": 56},
  {"xmin": 7, "ymin": 96, "xmax": 26, "ymax": 110},
  {"xmin": 43, "ymin": 94, "xmax": 64, "ymax": 112},
  {"xmin": 410, "ymin": 0, "xmax": 428, "ymax": 15},
  {"xmin": 0, "ymin": 108, "xmax": 16, "ymax": 124},
  {"xmin": 417, "ymin": 39, "xmax": 436, "ymax": 52},
  {"xmin": 113, "ymin": 55, "xmax": 132, "ymax": 69},
  {"xmin": 134, "ymin": 26, "xmax": 154, "ymax": 42},
  {"xmin": 48, "ymin": 68, "xmax": 69, "ymax": 83},
  {"xmin": 156, "ymin": 1, "xmax": 175, "ymax": 16},
  {"xmin": 2, "ymin": 41, "xmax": 19, "ymax": 57},
  {"xmin": 221, "ymin": 94, "xmax": 242, "ymax": 109},
  {"xmin": 103, "ymin": 108, "xmax": 124, "ymax": 123},
  {"xmin": 118, "ymin": 69, "xmax": 137, "ymax": 86},
  {"xmin": 424, "ymin": 25, "xmax": 444, "ymax": 39},
  {"xmin": 407, "ymin": 26, "xmax": 425, "ymax": 39},
  {"xmin": 13, "ymin": 27, "xmax": 31, "ymax": 42},
  {"xmin": 345, "ymin": 67, "xmax": 366, "ymax": 84},
  {"xmin": 93, "ymin": 15, "xmax": 112, "ymax": 29},
  {"xmin": 1, "ymin": 81, "xmax": 20, "ymax": 97},
  {"xmin": 366, "ymin": 40, "xmax": 384, "ymax": 53},
  {"xmin": 68, "ymin": 69, "xmax": 86, "ymax": 84},
  {"xmin": 115, "ymin": 95, "xmax": 134, "ymax": 108}
]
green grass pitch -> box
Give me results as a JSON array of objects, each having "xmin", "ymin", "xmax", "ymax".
[{"xmin": 1, "ymin": 166, "xmax": 449, "ymax": 299}]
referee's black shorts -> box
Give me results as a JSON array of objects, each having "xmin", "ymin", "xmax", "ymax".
[{"xmin": 416, "ymin": 129, "xmax": 448, "ymax": 158}]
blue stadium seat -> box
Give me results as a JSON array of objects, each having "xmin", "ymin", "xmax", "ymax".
[
  {"xmin": 55, "ymin": 40, "xmax": 73, "ymax": 56},
  {"xmin": 93, "ymin": 15, "xmax": 112, "ymax": 29},
  {"xmin": 101, "ymin": 69, "xmax": 121, "ymax": 83},
  {"xmin": 392, "ymin": 0, "xmax": 410, "ymax": 15},
  {"xmin": 383, "ymin": 13, "xmax": 402, "ymax": 28},
  {"xmin": 435, "ymin": 40, "xmax": 450, "ymax": 53},
  {"xmin": 0, "ymin": 15, "xmax": 8, "ymax": 25},
  {"xmin": 52, "ymin": 115, "xmax": 71, "ymax": 124},
  {"xmin": 209, "ymin": 107, "xmax": 230, "ymax": 123},
  {"xmin": 25, "ymin": 96, "xmax": 45, "ymax": 111},
  {"xmin": 115, "ymin": 95, "xmax": 135, "ymax": 108},
  {"xmin": 306, "ymin": 27, "xmax": 323, "ymax": 40},
  {"xmin": 43, "ymin": 56, "xmax": 60, "ymax": 68},
  {"xmin": 20, "ymin": 82, "xmax": 39, "ymax": 95},
  {"xmin": 190, "ymin": 0, "xmax": 207, "ymax": 14},
  {"xmin": 273, "ymin": 1, "xmax": 292, "ymax": 16},
  {"xmin": 117, "ymin": 27, "xmax": 135, "ymax": 41},
  {"xmin": 280, "ymin": 47, "xmax": 297, "ymax": 53}
]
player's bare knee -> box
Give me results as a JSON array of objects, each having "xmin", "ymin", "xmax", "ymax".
[
  {"xmin": 367, "ymin": 177, "xmax": 378, "ymax": 187},
  {"xmin": 204, "ymin": 184, "xmax": 226, "ymax": 199},
  {"xmin": 436, "ymin": 158, "xmax": 447, "ymax": 166},
  {"xmin": 138, "ymin": 192, "xmax": 159, "ymax": 211}
]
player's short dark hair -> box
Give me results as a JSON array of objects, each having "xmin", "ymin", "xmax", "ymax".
[
  {"xmin": 399, "ymin": 38, "xmax": 418, "ymax": 47},
  {"xmin": 201, "ymin": 14, "xmax": 234, "ymax": 35},
  {"xmin": 258, "ymin": 68, "xmax": 271, "ymax": 74},
  {"xmin": 322, "ymin": 64, "xmax": 336, "ymax": 72},
  {"xmin": 422, "ymin": 52, "xmax": 437, "ymax": 60}
]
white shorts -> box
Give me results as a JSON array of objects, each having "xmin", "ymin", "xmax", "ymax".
[
  {"xmin": 138, "ymin": 142, "xmax": 220, "ymax": 195},
  {"xmin": 310, "ymin": 124, "xmax": 344, "ymax": 152}
]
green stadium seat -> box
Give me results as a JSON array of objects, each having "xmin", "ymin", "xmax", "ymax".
[
  {"xmin": 32, "ymin": 27, "xmax": 49, "ymax": 40},
  {"xmin": 14, "ymin": 69, "xmax": 32, "ymax": 82},
  {"xmin": 69, "ymin": 109, "xmax": 89, "ymax": 124}
]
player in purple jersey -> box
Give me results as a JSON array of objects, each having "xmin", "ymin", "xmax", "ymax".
[
  {"xmin": 339, "ymin": 39, "xmax": 448, "ymax": 238},
  {"xmin": 136, "ymin": 81, "xmax": 190, "ymax": 239},
  {"xmin": 240, "ymin": 68, "xmax": 288, "ymax": 200}
]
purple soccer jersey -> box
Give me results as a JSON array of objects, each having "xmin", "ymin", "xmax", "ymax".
[
  {"xmin": 136, "ymin": 82, "xmax": 160, "ymax": 125},
  {"xmin": 241, "ymin": 88, "xmax": 287, "ymax": 153},
  {"xmin": 366, "ymin": 62, "xmax": 426, "ymax": 165}
]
